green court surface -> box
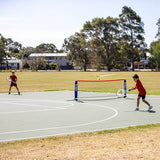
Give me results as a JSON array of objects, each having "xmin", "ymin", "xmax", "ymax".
[{"xmin": 0, "ymin": 91, "xmax": 159, "ymax": 142}]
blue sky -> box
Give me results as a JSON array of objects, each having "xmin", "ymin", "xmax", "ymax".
[{"xmin": 0, "ymin": 0, "xmax": 159, "ymax": 49}]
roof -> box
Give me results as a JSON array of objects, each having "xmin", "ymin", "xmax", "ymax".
[
  {"xmin": 29, "ymin": 53, "xmax": 67, "ymax": 57},
  {"xmin": 5, "ymin": 56, "xmax": 21, "ymax": 63}
]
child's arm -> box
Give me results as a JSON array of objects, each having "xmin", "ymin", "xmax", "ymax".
[{"xmin": 128, "ymin": 87, "xmax": 136, "ymax": 91}]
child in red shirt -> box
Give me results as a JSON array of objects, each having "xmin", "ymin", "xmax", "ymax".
[
  {"xmin": 9, "ymin": 70, "xmax": 20, "ymax": 95},
  {"xmin": 128, "ymin": 74, "xmax": 153, "ymax": 111}
]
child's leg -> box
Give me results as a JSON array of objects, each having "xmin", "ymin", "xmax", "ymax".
[
  {"xmin": 9, "ymin": 85, "xmax": 12, "ymax": 93},
  {"xmin": 137, "ymin": 96, "xmax": 141, "ymax": 108},
  {"xmin": 142, "ymin": 99, "xmax": 150, "ymax": 106},
  {"xmin": 15, "ymin": 86, "xmax": 20, "ymax": 93}
]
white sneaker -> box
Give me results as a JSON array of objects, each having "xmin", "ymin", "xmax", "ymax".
[
  {"xmin": 148, "ymin": 106, "xmax": 153, "ymax": 111},
  {"xmin": 135, "ymin": 107, "xmax": 139, "ymax": 111}
]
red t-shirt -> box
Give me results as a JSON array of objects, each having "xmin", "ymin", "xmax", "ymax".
[
  {"xmin": 10, "ymin": 75, "xmax": 17, "ymax": 84},
  {"xmin": 136, "ymin": 79, "xmax": 146, "ymax": 95}
]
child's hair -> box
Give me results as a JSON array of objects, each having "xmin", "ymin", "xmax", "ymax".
[{"xmin": 133, "ymin": 74, "xmax": 139, "ymax": 79}]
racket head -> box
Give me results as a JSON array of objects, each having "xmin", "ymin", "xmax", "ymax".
[
  {"xmin": 116, "ymin": 89, "xmax": 125, "ymax": 98},
  {"xmin": 7, "ymin": 76, "xmax": 11, "ymax": 82}
]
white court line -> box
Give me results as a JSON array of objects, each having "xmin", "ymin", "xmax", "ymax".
[
  {"xmin": 97, "ymin": 74, "xmax": 116, "ymax": 77},
  {"xmin": 0, "ymin": 100, "xmax": 75, "ymax": 114},
  {"xmin": 0, "ymin": 102, "xmax": 118, "ymax": 136},
  {"xmin": 1, "ymin": 122, "xmax": 160, "ymax": 142},
  {"xmin": 0, "ymin": 101, "xmax": 58, "ymax": 109}
]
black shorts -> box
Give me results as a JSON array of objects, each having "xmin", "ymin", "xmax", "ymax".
[
  {"xmin": 10, "ymin": 83, "xmax": 17, "ymax": 87},
  {"xmin": 138, "ymin": 93, "xmax": 146, "ymax": 99}
]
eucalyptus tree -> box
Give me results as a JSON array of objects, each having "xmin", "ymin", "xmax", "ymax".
[
  {"xmin": 82, "ymin": 17, "xmax": 120, "ymax": 71},
  {"xmin": 119, "ymin": 6, "xmax": 146, "ymax": 71},
  {"xmin": 156, "ymin": 18, "xmax": 160, "ymax": 39},
  {"xmin": 35, "ymin": 43, "xmax": 58, "ymax": 53},
  {"xmin": 63, "ymin": 32, "xmax": 90, "ymax": 71},
  {"xmin": 0, "ymin": 34, "xmax": 6, "ymax": 69}
]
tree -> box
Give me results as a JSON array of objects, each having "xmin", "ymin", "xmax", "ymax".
[
  {"xmin": 23, "ymin": 62, "xmax": 30, "ymax": 69},
  {"xmin": 63, "ymin": 32, "xmax": 90, "ymax": 71},
  {"xmin": 38, "ymin": 58, "xmax": 47, "ymax": 70},
  {"xmin": 88, "ymin": 38, "xmax": 106, "ymax": 71},
  {"xmin": 35, "ymin": 43, "xmax": 58, "ymax": 53},
  {"xmin": 119, "ymin": 6, "xmax": 146, "ymax": 71},
  {"xmin": 49, "ymin": 61, "xmax": 57, "ymax": 69},
  {"xmin": 150, "ymin": 40, "xmax": 160, "ymax": 71},
  {"xmin": 0, "ymin": 34, "xmax": 6, "ymax": 69},
  {"xmin": 156, "ymin": 18, "xmax": 160, "ymax": 39},
  {"xmin": 15, "ymin": 47, "xmax": 35, "ymax": 59},
  {"xmin": 82, "ymin": 17, "xmax": 119, "ymax": 71}
]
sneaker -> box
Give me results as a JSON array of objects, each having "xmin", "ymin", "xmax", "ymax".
[
  {"xmin": 148, "ymin": 106, "xmax": 153, "ymax": 111},
  {"xmin": 8, "ymin": 92, "xmax": 11, "ymax": 95},
  {"xmin": 18, "ymin": 92, "xmax": 20, "ymax": 95},
  {"xmin": 135, "ymin": 107, "xmax": 139, "ymax": 111}
]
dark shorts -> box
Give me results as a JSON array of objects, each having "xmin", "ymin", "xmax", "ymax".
[
  {"xmin": 138, "ymin": 93, "xmax": 146, "ymax": 99},
  {"xmin": 10, "ymin": 83, "xmax": 17, "ymax": 87}
]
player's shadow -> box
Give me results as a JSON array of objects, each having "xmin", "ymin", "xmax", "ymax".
[
  {"xmin": 67, "ymin": 97, "xmax": 120, "ymax": 102},
  {"xmin": 10, "ymin": 93, "xmax": 22, "ymax": 96},
  {"xmin": 139, "ymin": 110, "xmax": 156, "ymax": 113}
]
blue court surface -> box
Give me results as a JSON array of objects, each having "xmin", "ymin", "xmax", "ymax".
[{"xmin": 0, "ymin": 91, "xmax": 159, "ymax": 142}]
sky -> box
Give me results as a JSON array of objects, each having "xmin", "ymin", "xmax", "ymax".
[{"xmin": 0, "ymin": 0, "xmax": 159, "ymax": 49}]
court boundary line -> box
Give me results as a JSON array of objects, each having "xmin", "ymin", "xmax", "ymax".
[
  {"xmin": 1, "ymin": 122, "xmax": 160, "ymax": 143},
  {"xmin": 0, "ymin": 102, "xmax": 118, "ymax": 138},
  {"xmin": 0, "ymin": 100, "xmax": 75, "ymax": 114}
]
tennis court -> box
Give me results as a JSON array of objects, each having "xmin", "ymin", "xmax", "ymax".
[{"xmin": 0, "ymin": 91, "xmax": 159, "ymax": 142}]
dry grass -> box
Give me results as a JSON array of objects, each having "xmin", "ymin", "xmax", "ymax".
[
  {"xmin": 0, "ymin": 71, "xmax": 160, "ymax": 95},
  {"xmin": 0, "ymin": 124, "xmax": 160, "ymax": 160}
]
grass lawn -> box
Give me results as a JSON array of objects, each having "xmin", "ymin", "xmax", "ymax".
[
  {"xmin": 0, "ymin": 124, "xmax": 160, "ymax": 160},
  {"xmin": 0, "ymin": 71, "xmax": 160, "ymax": 95}
]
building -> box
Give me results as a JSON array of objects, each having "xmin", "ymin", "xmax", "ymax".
[
  {"xmin": 1, "ymin": 57, "xmax": 22, "ymax": 69},
  {"xmin": 29, "ymin": 53, "xmax": 72, "ymax": 69},
  {"xmin": 134, "ymin": 59, "xmax": 149, "ymax": 69}
]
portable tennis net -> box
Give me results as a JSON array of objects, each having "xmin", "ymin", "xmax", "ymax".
[{"xmin": 74, "ymin": 79, "xmax": 127, "ymax": 101}]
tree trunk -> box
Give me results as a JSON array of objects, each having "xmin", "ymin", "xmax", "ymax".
[
  {"xmin": 84, "ymin": 64, "xmax": 87, "ymax": 72},
  {"xmin": 131, "ymin": 57, "xmax": 135, "ymax": 71},
  {"xmin": 107, "ymin": 63, "xmax": 111, "ymax": 71}
]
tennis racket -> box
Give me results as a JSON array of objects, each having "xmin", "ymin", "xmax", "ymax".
[
  {"xmin": 116, "ymin": 89, "xmax": 125, "ymax": 98},
  {"xmin": 7, "ymin": 76, "xmax": 16, "ymax": 84}
]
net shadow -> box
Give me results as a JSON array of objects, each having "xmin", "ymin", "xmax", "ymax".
[{"xmin": 77, "ymin": 96, "xmax": 123, "ymax": 102}]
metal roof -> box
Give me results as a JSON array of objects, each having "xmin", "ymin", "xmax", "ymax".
[
  {"xmin": 5, "ymin": 56, "xmax": 21, "ymax": 63},
  {"xmin": 29, "ymin": 53, "xmax": 67, "ymax": 57}
]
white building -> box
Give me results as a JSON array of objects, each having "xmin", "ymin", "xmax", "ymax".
[
  {"xmin": 2, "ymin": 57, "xmax": 22, "ymax": 69},
  {"xmin": 29, "ymin": 53, "xmax": 70, "ymax": 67}
]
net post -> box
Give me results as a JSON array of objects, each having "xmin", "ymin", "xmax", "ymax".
[
  {"xmin": 74, "ymin": 81, "xmax": 78, "ymax": 101},
  {"xmin": 124, "ymin": 79, "xmax": 127, "ymax": 98}
]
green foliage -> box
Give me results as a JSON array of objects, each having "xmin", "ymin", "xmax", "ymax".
[
  {"xmin": 23, "ymin": 62, "xmax": 30, "ymax": 69},
  {"xmin": 55, "ymin": 63, "xmax": 61, "ymax": 72},
  {"xmin": 150, "ymin": 40, "xmax": 160, "ymax": 71},
  {"xmin": 35, "ymin": 43, "xmax": 58, "ymax": 53},
  {"xmin": 0, "ymin": 34, "xmax": 6, "ymax": 67},
  {"xmin": 15, "ymin": 47, "xmax": 35, "ymax": 59},
  {"xmin": 63, "ymin": 32, "xmax": 90, "ymax": 71},
  {"xmin": 49, "ymin": 61, "xmax": 57, "ymax": 69},
  {"xmin": 82, "ymin": 17, "xmax": 119, "ymax": 71},
  {"xmin": 30, "ymin": 58, "xmax": 47, "ymax": 70},
  {"xmin": 119, "ymin": 6, "xmax": 146, "ymax": 71},
  {"xmin": 38, "ymin": 58, "xmax": 47, "ymax": 69},
  {"xmin": 156, "ymin": 18, "xmax": 160, "ymax": 39}
]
